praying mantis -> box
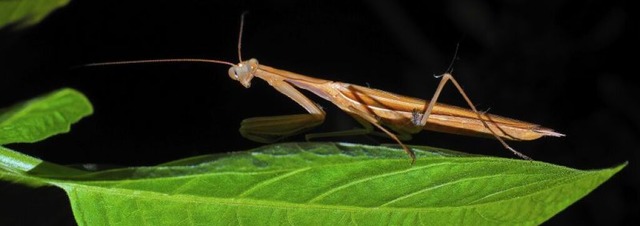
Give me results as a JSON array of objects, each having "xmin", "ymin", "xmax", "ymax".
[{"xmin": 84, "ymin": 15, "xmax": 564, "ymax": 163}]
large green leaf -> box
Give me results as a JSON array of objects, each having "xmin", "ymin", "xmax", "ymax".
[
  {"xmin": 0, "ymin": 88, "xmax": 93, "ymax": 145},
  {"xmin": 0, "ymin": 88, "xmax": 625, "ymax": 225},
  {"xmin": 0, "ymin": 142, "xmax": 625, "ymax": 226},
  {"xmin": 0, "ymin": 0, "xmax": 70, "ymax": 29}
]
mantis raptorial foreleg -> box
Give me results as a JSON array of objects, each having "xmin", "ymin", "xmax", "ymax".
[
  {"xmin": 240, "ymin": 114, "xmax": 324, "ymax": 143},
  {"xmin": 239, "ymin": 80, "xmax": 325, "ymax": 143}
]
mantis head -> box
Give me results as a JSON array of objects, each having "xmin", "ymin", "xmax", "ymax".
[{"xmin": 228, "ymin": 58, "xmax": 259, "ymax": 88}]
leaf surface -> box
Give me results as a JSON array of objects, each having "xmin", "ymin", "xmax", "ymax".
[
  {"xmin": 0, "ymin": 88, "xmax": 93, "ymax": 145},
  {"xmin": 0, "ymin": 0, "xmax": 70, "ymax": 29},
  {"xmin": 1, "ymin": 143, "xmax": 625, "ymax": 226},
  {"xmin": 0, "ymin": 88, "xmax": 625, "ymax": 225}
]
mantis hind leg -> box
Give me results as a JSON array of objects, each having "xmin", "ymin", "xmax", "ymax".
[
  {"xmin": 240, "ymin": 114, "xmax": 324, "ymax": 143},
  {"xmin": 417, "ymin": 73, "xmax": 532, "ymax": 160}
]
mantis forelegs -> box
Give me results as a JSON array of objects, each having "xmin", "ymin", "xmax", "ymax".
[
  {"xmin": 238, "ymin": 79, "xmax": 325, "ymax": 143},
  {"xmin": 240, "ymin": 114, "xmax": 324, "ymax": 143}
]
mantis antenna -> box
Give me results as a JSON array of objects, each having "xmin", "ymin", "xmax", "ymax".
[
  {"xmin": 237, "ymin": 11, "xmax": 249, "ymax": 62},
  {"xmin": 445, "ymin": 43, "xmax": 460, "ymax": 74},
  {"xmin": 78, "ymin": 13, "xmax": 253, "ymax": 68}
]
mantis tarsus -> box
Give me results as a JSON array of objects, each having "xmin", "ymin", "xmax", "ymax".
[{"xmin": 84, "ymin": 15, "xmax": 564, "ymax": 163}]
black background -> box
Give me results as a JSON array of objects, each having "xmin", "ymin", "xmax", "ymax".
[{"xmin": 0, "ymin": 0, "xmax": 637, "ymax": 225}]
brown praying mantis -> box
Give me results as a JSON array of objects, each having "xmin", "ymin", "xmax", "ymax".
[{"xmin": 83, "ymin": 15, "xmax": 564, "ymax": 163}]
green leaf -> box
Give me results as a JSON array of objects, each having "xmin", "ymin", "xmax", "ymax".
[
  {"xmin": 0, "ymin": 88, "xmax": 92, "ymax": 185},
  {"xmin": 0, "ymin": 142, "xmax": 625, "ymax": 226},
  {"xmin": 0, "ymin": 88, "xmax": 93, "ymax": 145},
  {"xmin": 0, "ymin": 89, "xmax": 624, "ymax": 225},
  {"xmin": 0, "ymin": 0, "xmax": 70, "ymax": 29}
]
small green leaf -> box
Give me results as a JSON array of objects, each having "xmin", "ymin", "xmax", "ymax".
[
  {"xmin": 0, "ymin": 143, "xmax": 625, "ymax": 226},
  {"xmin": 0, "ymin": 144, "xmax": 42, "ymax": 173},
  {"xmin": 0, "ymin": 0, "xmax": 70, "ymax": 29},
  {"xmin": 0, "ymin": 88, "xmax": 93, "ymax": 145}
]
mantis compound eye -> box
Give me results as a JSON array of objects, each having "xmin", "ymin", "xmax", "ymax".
[
  {"xmin": 228, "ymin": 67, "xmax": 240, "ymax": 80},
  {"xmin": 228, "ymin": 62, "xmax": 254, "ymax": 88}
]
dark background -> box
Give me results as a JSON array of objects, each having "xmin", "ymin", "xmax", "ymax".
[{"xmin": 0, "ymin": 0, "xmax": 636, "ymax": 225}]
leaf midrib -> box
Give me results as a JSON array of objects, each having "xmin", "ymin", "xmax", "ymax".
[{"xmin": 52, "ymin": 166, "xmax": 616, "ymax": 213}]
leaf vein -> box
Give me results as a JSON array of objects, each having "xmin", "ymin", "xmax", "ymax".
[
  {"xmin": 238, "ymin": 167, "xmax": 311, "ymax": 197},
  {"xmin": 379, "ymin": 174, "xmax": 503, "ymax": 207},
  {"xmin": 308, "ymin": 162, "xmax": 449, "ymax": 203}
]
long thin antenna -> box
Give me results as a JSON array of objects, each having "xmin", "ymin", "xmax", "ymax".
[
  {"xmin": 78, "ymin": 58, "xmax": 236, "ymax": 68},
  {"xmin": 76, "ymin": 13, "xmax": 251, "ymax": 70},
  {"xmin": 445, "ymin": 43, "xmax": 460, "ymax": 74},
  {"xmin": 238, "ymin": 11, "xmax": 249, "ymax": 62}
]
